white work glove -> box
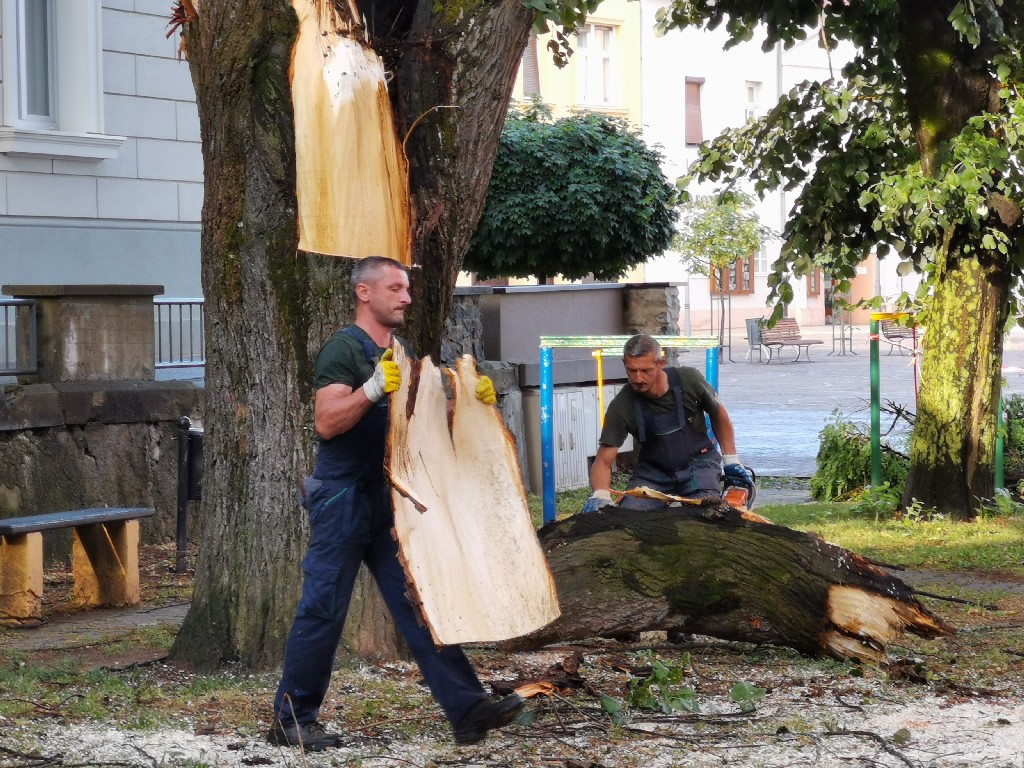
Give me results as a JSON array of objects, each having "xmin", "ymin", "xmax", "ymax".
[
  {"xmin": 475, "ymin": 375, "xmax": 497, "ymax": 405},
  {"xmin": 362, "ymin": 349, "xmax": 401, "ymax": 403},
  {"xmin": 581, "ymin": 489, "xmax": 613, "ymax": 514}
]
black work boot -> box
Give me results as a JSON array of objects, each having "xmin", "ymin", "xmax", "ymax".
[
  {"xmin": 267, "ymin": 719, "xmax": 341, "ymax": 751},
  {"xmin": 453, "ymin": 694, "xmax": 525, "ymax": 745}
]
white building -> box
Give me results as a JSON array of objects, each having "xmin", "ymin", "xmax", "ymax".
[
  {"xmin": 1, "ymin": 1, "xmax": 918, "ymax": 330},
  {"xmin": 0, "ymin": 0, "xmax": 202, "ymax": 298}
]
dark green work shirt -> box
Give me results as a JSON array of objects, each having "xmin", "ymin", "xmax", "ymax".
[{"xmin": 599, "ymin": 366, "xmax": 721, "ymax": 448}]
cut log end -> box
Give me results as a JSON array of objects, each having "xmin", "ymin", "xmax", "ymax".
[{"xmin": 824, "ymin": 584, "xmax": 954, "ymax": 662}]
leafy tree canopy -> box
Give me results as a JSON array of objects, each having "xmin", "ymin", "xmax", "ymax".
[
  {"xmin": 464, "ymin": 101, "xmax": 678, "ymax": 282},
  {"xmin": 675, "ymin": 191, "xmax": 775, "ymax": 276},
  {"xmin": 658, "ymin": 0, "xmax": 1024, "ymax": 324}
]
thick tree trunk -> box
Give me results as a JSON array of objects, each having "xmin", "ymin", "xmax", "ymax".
[
  {"xmin": 508, "ymin": 505, "xmax": 952, "ymax": 663},
  {"xmin": 903, "ymin": 239, "xmax": 1010, "ymax": 519},
  {"xmin": 896, "ymin": 0, "xmax": 1013, "ymax": 519},
  {"xmin": 170, "ymin": 3, "xmax": 358, "ymax": 670},
  {"xmin": 170, "ymin": 0, "xmax": 533, "ymax": 669},
  {"xmin": 387, "ymin": 0, "xmax": 533, "ymax": 358}
]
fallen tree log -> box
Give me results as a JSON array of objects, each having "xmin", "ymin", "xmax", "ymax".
[{"xmin": 505, "ymin": 503, "xmax": 953, "ymax": 663}]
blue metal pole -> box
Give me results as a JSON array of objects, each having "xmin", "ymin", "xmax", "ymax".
[
  {"xmin": 540, "ymin": 346, "xmax": 556, "ymax": 524},
  {"xmin": 705, "ymin": 346, "xmax": 720, "ymax": 446},
  {"xmin": 705, "ymin": 346, "xmax": 719, "ymax": 392}
]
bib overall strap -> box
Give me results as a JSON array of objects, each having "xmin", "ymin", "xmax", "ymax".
[
  {"xmin": 633, "ymin": 395, "xmax": 646, "ymax": 443},
  {"xmin": 666, "ymin": 368, "xmax": 687, "ymax": 430},
  {"xmin": 341, "ymin": 325, "xmax": 380, "ymax": 367},
  {"xmin": 633, "ymin": 368, "xmax": 688, "ymax": 443}
]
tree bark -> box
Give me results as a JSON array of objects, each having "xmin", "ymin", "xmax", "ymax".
[
  {"xmin": 895, "ymin": 0, "xmax": 1014, "ymax": 519},
  {"xmin": 507, "ymin": 505, "xmax": 952, "ymax": 663},
  {"xmin": 387, "ymin": 0, "xmax": 534, "ymax": 359},
  {"xmin": 903, "ymin": 235, "xmax": 1010, "ymax": 519},
  {"xmin": 170, "ymin": 0, "xmax": 533, "ymax": 669}
]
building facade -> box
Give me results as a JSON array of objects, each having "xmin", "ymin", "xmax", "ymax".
[
  {"xmin": 506, "ymin": 0, "xmax": 920, "ymax": 331},
  {"xmin": 0, "ymin": 0, "xmax": 202, "ymax": 299}
]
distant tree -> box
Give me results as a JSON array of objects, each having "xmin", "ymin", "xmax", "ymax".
[
  {"xmin": 464, "ymin": 103, "xmax": 678, "ymax": 283},
  {"xmin": 675, "ymin": 191, "xmax": 775, "ymax": 345}
]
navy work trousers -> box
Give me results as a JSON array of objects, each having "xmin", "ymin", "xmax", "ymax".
[{"xmin": 272, "ymin": 476, "xmax": 486, "ymax": 727}]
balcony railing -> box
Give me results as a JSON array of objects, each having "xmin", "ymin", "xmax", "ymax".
[
  {"xmin": 154, "ymin": 298, "xmax": 206, "ymax": 369},
  {"xmin": 0, "ymin": 299, "xmax": 38, "ymax": 376}
]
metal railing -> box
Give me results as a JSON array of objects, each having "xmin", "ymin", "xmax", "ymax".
[
  {"xmin": 154, "ymin": 298, "xmax": 206, "ymax": 368},
  {"xmin": 0, "ymin": 299, "xmax": 38, "ymax": 376}
]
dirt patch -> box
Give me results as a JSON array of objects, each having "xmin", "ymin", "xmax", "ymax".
[{"xmin": 3, "ymin": 545, "xmax": 1024, "ymax": 767}]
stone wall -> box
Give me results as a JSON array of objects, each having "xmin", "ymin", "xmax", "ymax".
[
  {"xmin": 622, "ymin": 284, "xmax": 682, "ymax": 336},
  {"xmin": 0, "ymin": 381, "xmax": 200, "ymax": 559},
  {"xmin": 440, "ymin": 290, "xmax": 486, "ymax": 365}
]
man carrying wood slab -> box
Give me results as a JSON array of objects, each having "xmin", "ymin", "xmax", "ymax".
[
  {"xmin": 269, "ymin": 257, "xmax": 524, "ymax": 751},
  {"xmin": 583, "ymin": 333, "xmax": 755, "ymax": 513}
]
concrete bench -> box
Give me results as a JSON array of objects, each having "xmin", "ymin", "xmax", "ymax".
[
  {"xmin": 0, "ymin": 506, "xmax": 155, "ymax": 625},
  {"xmin": 760, "ymin": 317, "xmax": 824, "ymax": 363}
]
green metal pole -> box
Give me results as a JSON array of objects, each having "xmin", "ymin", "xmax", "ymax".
[
  {"xmin": 870, "ymin": 317, "xmax": 882, "ymax": 486},
  {"xmin": 996, "ymin": 394, "xmax": 1005, "ymax": 491}
]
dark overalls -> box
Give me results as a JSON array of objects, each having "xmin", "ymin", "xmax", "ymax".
[
  {"xmin": 619, "ymin": 368, "xmax": 723, "ymax": 510},
  {"xmin": 273, "ymin": 326, "xmax": 487, "ymax": 728}
]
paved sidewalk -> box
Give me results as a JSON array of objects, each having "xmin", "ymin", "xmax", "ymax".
[{"xmin": 694, "ymin": 323, "xmax": 1024, "ymax": 477}]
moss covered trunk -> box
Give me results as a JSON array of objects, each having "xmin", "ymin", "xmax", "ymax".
[
  {"xmin": 896, "ymin": 0, "xmax": 1012, "ymax": 520},
  {"xmin": 170, "ymin": 0, "xmax": 533, "ymax": 670},
  {"xmin": 388, "ymin": 0, "xmax": 533, "ymax": 359},
  {"xmin": 170, "ymin": 2, "xmax": 355, "ymax": 670},
  {"xmin": 507, "ymin": 506, "xmax": 951, "ymax": 663},
  {"xmin": 903, "ymin": 243, "xmax": 1009, "ymax": 520}
]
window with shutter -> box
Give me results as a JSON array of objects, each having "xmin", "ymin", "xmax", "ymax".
[{"xmin": 685, "ymin": 77, "xmax": 704, "ymax": 146}]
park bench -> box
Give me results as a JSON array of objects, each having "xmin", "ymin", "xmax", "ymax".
[
  {"xmin": 0, "ymin": 506, "xmax": 155, "ymax": 626},
  {"xmin": 879, "ymin": 319, "xmax": 918, "ymax": 355},
  {"xmin": 759, "ymin": 317, "xmax": 824, "ymax": 363}
]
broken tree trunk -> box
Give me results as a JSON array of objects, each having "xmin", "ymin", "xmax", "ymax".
[{"xmin": 505, "ymin": 504, "xmax": 952, "ymax": 663}]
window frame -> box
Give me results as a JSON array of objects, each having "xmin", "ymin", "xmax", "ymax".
[
  {"xmin": 575, "ymin": 21, "xmax": 618, "ymax": 108},
  {"xmin": 744, "ymin": 80, "xmax": 761, "ymax": 124},
  {"xmin": 710, "ymin": 255, "xmax": 755, "ymax": 296},
  {"xmin": 753, "ymin": 244, "xmax": 771, "ymax": 276},
  {"xmin": 685, "ymin": 76, "xmax": 704, "ymax": 146},
  {"xmin": 807, "ymin": 267, "xmax": 822, "ymax": 297},
  {"xmin": 0, "ymin": 0, "xmax": 124, "ymax": 160},
  {"xmin": 15, "ymin": 0, "xmax": 57, "ymax": 128}
]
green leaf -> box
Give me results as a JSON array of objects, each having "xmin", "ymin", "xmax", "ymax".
[
  {"xmin": 891, "ymin": 727, "xmax": 912, "ymax": 745},
  {"xmin": 600, "ymin": 694, "xmax": 622, "ymax": 720}
]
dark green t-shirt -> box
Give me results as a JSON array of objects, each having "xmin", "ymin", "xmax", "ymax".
[
  {"xmin": 313, "ymin": 326, "xmax": 413, "ymax": 392},
  {"xmin": 599, "ymin": 366, "xmax": 721, "ymax": 448}
]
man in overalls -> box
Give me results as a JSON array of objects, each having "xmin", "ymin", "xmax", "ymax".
[
  {"xmin": 582, "ymin": 333, "xmax": 752, "ymax": 513},
  {"xmin": 269, "ymin": 256, "xmax": 523, "ymax": 750}
]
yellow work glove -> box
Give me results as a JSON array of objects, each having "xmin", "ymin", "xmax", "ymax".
[
  {"xmin": 362, "ymin": 348, "xmax": 401, "ymax": 403},
  {"xmin": 475, "ymin": 375, "xmax": 497, "ymax": 405}
]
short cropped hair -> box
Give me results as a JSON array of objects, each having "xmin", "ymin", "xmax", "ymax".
[
  {"xmin": 350, "ymin": 256, "xmax": 408, "ymax": 298},
  {"xmin": 623, "ymin": 333, "xmax": 662, "ymax": 360}
]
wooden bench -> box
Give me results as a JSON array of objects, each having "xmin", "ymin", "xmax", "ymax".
[
  {"xmin": 879, "ymin": 320, "xmax": 918, "ymax": 355},
  {"xmin": 0, "ymin": 507, "xmax": 155, "ymax": 625},
  {"xmin": 759, "ymin": 317, "xmax": 824, "ymax": 363}
]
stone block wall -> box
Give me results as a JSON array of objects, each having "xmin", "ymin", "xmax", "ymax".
[
  {"xmin": 622, "ymin": 284, "xmax": 682, "ymax": 336},
  {"xmin": 0, "ymin": 381, "xmax": 200, "ymax": 560},
  {"xmin": 0, "ymin": 381, "xmax": 200, "ymax": 553}
]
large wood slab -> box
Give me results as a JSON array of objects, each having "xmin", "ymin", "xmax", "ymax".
[{"xmin": 388, "ymin": 347, "xmax": 559, "ymax": 645}]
